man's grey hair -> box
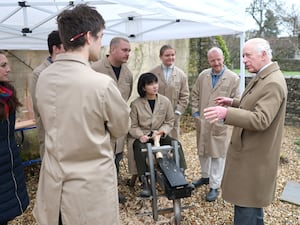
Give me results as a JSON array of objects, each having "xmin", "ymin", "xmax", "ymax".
[
  {"xmin": 207, "ymin": 47, "xmax": 224, "ymax": 57},
  {"xmin": 252, "ymin": 38, "xmax": 273, "ymax": 60}
]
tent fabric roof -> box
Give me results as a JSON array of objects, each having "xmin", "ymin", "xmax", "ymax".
[{"xmin": 0, "ymin": 0, "xmax": 249, "ymax": 50}]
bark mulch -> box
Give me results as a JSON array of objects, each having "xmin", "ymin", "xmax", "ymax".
[{"xmin": 10, "ymin": 125, "xmax": 300, "ymax": 225}]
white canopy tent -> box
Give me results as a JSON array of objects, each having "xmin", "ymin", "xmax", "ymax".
[{"xmin": 0, "ymin": 0, "xmax": 249, "ymax": 90}]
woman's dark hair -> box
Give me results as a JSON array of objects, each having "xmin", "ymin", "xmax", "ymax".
[
  {"xmin": 0, "ymin": 82, "xmax": 22, "ymax": 120},
  {"xmin": 137, "ymin": 73, "xmax": 158, "ymax": 97}
]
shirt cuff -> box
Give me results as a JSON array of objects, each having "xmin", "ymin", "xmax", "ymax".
[{"xmin": 175, "ymin": 110, "xmax": 182, "ymax": 116}]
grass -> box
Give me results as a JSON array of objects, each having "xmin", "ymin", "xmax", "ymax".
[
  {"xmin": 295, "ymin": 139, "xmax": 300, "ymax": 153},
  {"xmin": 233, "ymin": 69, "xmax": 300, "ymax": 76}
]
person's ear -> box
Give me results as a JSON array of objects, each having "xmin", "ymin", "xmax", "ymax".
[{"xmin": 85, "ymin": 31, "xmax": 92, "ymax": 44}]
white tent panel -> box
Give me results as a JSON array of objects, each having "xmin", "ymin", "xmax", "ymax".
[{"xmin": 0, "ymin": 0, "xmax": 249, "ymax": 50}]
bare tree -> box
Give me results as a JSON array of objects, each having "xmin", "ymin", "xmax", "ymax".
[
  {"xmin": 246, "ymin": 0, "xmax": 280, "ymax": 37},
  {"xmin": 247, "ymin": 0, "xmax": 300, "ymax": 37}
]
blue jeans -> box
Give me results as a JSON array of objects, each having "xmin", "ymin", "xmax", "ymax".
[{"xmin": 234, "ymin": 205, "xmax": 264, "ymax": 225}]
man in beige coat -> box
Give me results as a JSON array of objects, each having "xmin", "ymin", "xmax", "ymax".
[
  {"xmin": 33, "ymin": 5, "xmax": 130, "ymax": 225},
  {"xmin": 91, "ymin": 37, "xmax": 132, "ymax": 203},
  {"xmin": 150, "ymin": 45, "xmax": 189, "ymax": 140},
  {"xmin": 30, "ymin": 30, "xmax": 65, "ymax": 159},
  {"xmin": 191, "ymin": 47, "xmax": 240, "ymax": 201},
  {"xmin": 204, "ymin": 38, "xmax": 287, "ymax": 224}
]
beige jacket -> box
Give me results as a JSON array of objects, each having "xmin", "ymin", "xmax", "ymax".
[
  {"xmin": 191, "ymin": 68, "xmax": 240, "ymax": 157},
  {"xmin": 150, "ymin": 65, "xmax": 189, "ymax": 139},
  {"xmin": 91, "ymin": 56, "xmax": 133, "ymax": 154},
  {"xmin": 33, "ymin": 53, "xmax": 130, "ymax": 225},
  {"xmin": 222, "ymin": 62, "xmax": 288, "ymax": 207},
  {"xmin": 127, "ymin": 94, "xmax": 174, "ymax": 174},
  {"xmin": 30, "ymin": 58, "xmax": 51, "ymax": 159}
]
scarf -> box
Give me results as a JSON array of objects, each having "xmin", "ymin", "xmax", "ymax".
[{"xmin": 0, "ymin": 85, "xmax": 13, "ymax": 118}]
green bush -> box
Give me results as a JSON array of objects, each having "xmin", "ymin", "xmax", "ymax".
[{"xmin": 295, "ymin": 139, "xmax": 300, "ymax": 154}]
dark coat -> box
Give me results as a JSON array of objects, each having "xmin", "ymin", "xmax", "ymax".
[{"xmin": 0, "ymin": 112, "xmax": 29, "ymax": 223}]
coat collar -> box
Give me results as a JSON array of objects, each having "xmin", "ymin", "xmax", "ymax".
[
  {"xmin": 141, "ymin": 94, "xmax": 163, "ymax": 115},
  {"xmin": 242, "ymin": 62, "xmax": 280, "ymax": 99},
  {"xmin": 56, "ymin": 53, "xmax": 90, "ymax": 67}
]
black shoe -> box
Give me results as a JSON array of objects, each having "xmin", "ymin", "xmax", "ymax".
[
  {"xmin": 192, "ymin": 177, "xmax": 209, "ymax": 188},
  {"xmin": 205, "ymin": 188, "xmax": 219, "ymax": 202},
  {"xmin": 140, "ymin": 188, "xmax": 151, "ymax": 198},
  {"xmin": 139, "ymin": 175, "xmax": 151, "ymax": 197},
  {"xmin": 118, "ymin": 191, "xmax": 126, "ymax": 204}
]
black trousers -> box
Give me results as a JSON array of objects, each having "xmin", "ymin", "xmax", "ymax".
[
  {"xmin": 59, "ymin": 212, "xmax": 63, "ymax": 225},
  {"xmin": 133, "ymin": 135, "xmax": 187, "ymax": 176},
  {"xmin": 234, "ymin": 205, "xmax": 264, "ymax": 225},
  {"xmin": 0, "ymin": 221, "xmax": 8, "ymax": 225},
  {"xmin": 115, "ymin": 152, "xmax": 123, "ymax": 175}
]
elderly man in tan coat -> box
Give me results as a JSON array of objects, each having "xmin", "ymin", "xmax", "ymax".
[
  {"xmin": 91, "ymin": 37, "xmax": 133, "ymax": 203},
  {"xmin": 204, "ymin": 38, "xmax": 288, "ymax": 225},
  {"xmin": 33, "ymin": 5, "xmax": 130, "ymax": 225},
  {"xmin": 191, "ymin": 47, "xmax": 240, "ymax": 202},
  {"xmin": 150, "ymin": 45, "xmax": 189, "ymax": 140}
]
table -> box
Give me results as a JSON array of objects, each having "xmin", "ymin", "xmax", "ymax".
[{"xmin": 15, "ymin": 119, "xmax": 41, "ymax": 166}]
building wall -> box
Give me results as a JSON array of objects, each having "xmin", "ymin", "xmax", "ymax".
[{"xmin": 245, "ymin": 76, "xmax": 300, "ymax": 127}]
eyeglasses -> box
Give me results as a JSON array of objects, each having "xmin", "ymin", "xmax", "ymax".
[{"xmin": 69, "ymin": 31, "xmax": 88, "ymax": 42}]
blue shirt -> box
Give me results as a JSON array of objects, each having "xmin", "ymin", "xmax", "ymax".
[
  {"xmin": 211, "ymin": 66, "xmax": 226, "ymax": 88},
  {"xmin": 162, "ymin": 64, "xmax": 174, "ymax": 81}
]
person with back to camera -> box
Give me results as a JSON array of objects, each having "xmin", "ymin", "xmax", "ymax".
[
  {"xmin": 150, "ymin": 45, "xmax": 189, "ymax": 140},
  {"xmin": 203, "ymin": 38, "xmax": 288, "ymax": 225},
  {"xmin": 127, "ymin": 72, "xmax": 187, "ymax": 197},
  {"xmin": 91, "ymin": 36, "xmax": 133, "ymax": 203},
  {"xmin": 0, "ymin": 53, "xmax": 29, "ymax": 225},
  {"xmin": 30, "ymin": 30, "xmax": 65, "ymax": 160},
  {"xmin": 33, "ymin": 4, "xmax": 130, "ymax": 225},
  {"xmin": 191, "ymin": 47, "xmax": 240, "ymax": 202}
]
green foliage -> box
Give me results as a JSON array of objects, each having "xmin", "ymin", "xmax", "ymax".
[
  {"xmin": 188, "ymin": 38, "xmax": 211, "ymax": 76},
  {"xmin": 295, "ymin": 139, "xmax": 300, "ymax": 154},
  {"xmin": 263, "ymin": 9, "xmax": 279, "ymax": 37},
  {"xmin": 215, "ymin": 36, "xmax": 231, "ymax": 68}
]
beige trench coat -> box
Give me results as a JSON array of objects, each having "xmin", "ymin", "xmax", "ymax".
[
  {"xmin": 191, "ymin": 68, "xmax": 240, "ymax": 157},
  {"xmin": 33, "ymin": 53, "xmax": 130, "ymax": 225},
  {"xmin": 150, "ymin": 65, "xmax": 189, "ymax": 139},
  {"xmin": 222, "ymin": 62, "xmax": 288, "ymax": 207},
  {"xmin": 30, "ymin": 58, "xmax": 51, "ymax": 159},
  {"xmin": 91, "ymin": 56, "xmax": 133, "ymax": 154},
  {"xmin": 127, "ymin": 94, "xmax": 174, "ymax": 174}
]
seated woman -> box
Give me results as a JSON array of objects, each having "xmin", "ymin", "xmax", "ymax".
[{"xmin": 128, "ymin": 72, "xmax": 187, "ymax": 197}]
